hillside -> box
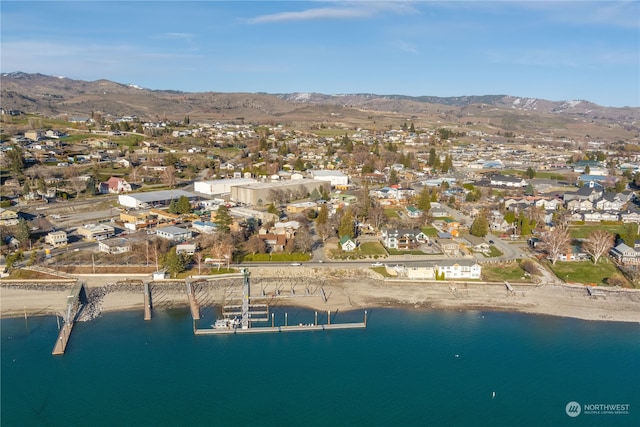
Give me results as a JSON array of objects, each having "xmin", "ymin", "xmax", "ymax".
[{"xmin": 1, "ymin": 72, "xmax": 639, "ymax": 140}]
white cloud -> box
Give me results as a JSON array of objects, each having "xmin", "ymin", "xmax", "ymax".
[{"xmin": 246, "ymin": 1, "xmax": 417, "ymax": 24}]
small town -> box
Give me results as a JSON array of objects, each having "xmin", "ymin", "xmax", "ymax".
[
  {"xmin": 2, "ymin": 2, "xmax": 639, "ymax": 425},
  {"xmin": 1, "ymin": 103, "xmax": 639, "ymax": 289}
]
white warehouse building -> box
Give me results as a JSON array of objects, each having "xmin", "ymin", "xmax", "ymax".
[
  {"xmin": 309, "ymin": 170, "xmax": 349, "ymax": 188},
  {"xmin": 194, "ymin": 178, "xmax": 257, "ymax": 196},
  {"xmin": 118, "ymin": 189, "xmax": 199, "ymax": 209}
]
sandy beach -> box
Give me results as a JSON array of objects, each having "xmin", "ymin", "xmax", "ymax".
[{"xmin": 2, "ymin": 267, "xmax": 640, "ymax": 323}]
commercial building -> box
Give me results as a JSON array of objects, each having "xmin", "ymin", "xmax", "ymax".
[
  {"xmin": 194, "ymin": 178, "xmax": 257, "ymax": 195},
  {"xmin": 309, "ymin": 170, "xmax": 349, "ymax": 188},
  {"xmin": 229, "ymin": 180, "xmax": 329, "ymax": 206},
  {"xmin": 118, "ymin": 189, "xmax": 199, "ymax": 209},
  {"xmin": 45, "ymin": 230, "xmax": 68, "ymax": 247}
]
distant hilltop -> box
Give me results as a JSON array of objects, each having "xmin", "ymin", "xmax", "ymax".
[{"xmin": 1, "ymin": 71, "xmax": 638, "ymax": 125}]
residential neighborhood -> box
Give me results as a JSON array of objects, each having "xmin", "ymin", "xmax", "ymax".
[{"xmin": 1, "ymin": 105, "xmax": 639, "ymax": 288}]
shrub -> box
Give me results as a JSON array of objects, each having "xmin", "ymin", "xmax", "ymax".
[{"xmin": 520, "ymin": 259, "xmax": 539, "ymax": 276}]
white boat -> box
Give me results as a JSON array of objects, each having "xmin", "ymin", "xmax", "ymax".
[{"xmin": 212, "ymin": 317, "xmax": 241, "ymax": 329}]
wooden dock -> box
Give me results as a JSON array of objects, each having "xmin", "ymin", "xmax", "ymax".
[
  {"xmin": 52, "ymin": 282, "xmax": 84, "ymax": 356},
  {"xmin": 52, "ymin": 322, "xmax": 73, "ymax": 355},
  {"xmin": 186, "ymin": 282, "xmax": 200, "ymax": 320},
  {"xmin": 143, "ymin": 282, "xmax": 152, "ymax": 320}
]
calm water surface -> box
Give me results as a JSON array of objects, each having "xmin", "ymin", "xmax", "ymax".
[{"xmin": 2, "ymin": 308, "xmax": 639, "ymax": 426}]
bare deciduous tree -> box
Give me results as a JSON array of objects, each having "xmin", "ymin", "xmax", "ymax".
[
  {"xmin": 194, "ymin": 251, "xmax": 204, "ymax": 274},
  {"xmin": 582, "ymin": 230, "xmax": 614, "ymax": 264},
  {"xmin": 539, "ymin": 226, "xmax": 571, "ymax": 264},
  {"xmin": 162, "ymin": 165, "xmax": 177, "ymax": 188}
]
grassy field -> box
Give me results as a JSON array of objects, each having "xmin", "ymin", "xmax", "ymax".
[
  {"xmin": 481, "ymin": 262, "xmax": 532, "ymax": 282},
  {"xmin": 421, "ymin": 226, "xmax": 438, "ymax": 237},
  {"xmin": 384, "ymin": 208, "xmax": 400, "ymax": 219},
  {"xmin": 568, "ymin": 223, "xmax": 626, "ymax": 239},
  {"xmin": 243, "ymin": 253, "xmax": 311, "ymax": 262},
  {"xmin": 330, "ymin": 241, "xmax": 388, "ymax": 260},
  {"xmin": 358, "ymin": 241, "xmax": 388, "ymax": 256},
  {"xmin": 547, "ymin": 259, "xmax": 633, "ymax": 287}
]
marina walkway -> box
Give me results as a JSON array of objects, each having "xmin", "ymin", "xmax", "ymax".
[{"xmin": 52, "ymin": 282, "xmax": 84, "ymax": 355}]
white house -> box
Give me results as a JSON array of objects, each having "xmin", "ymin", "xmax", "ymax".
[
  {"xmin": 339, "ymin": 236, "xmax": 357, "ymax": 252},
  {"xmin": 404, "ymin": 260, "xmax": 482, "ymax": 280},
  {"xmin": 98, "ymin": 238, "xmax": 132, "ymax": 254},
  {"xmin": 437, "ymin": 260, "xmax": 482, "ymax": 279},
  {"xmin": 610, "ymin": 243, "xmax": 640, "ymax": 265},
  {"xmin": 155, "ymin": 225, "xmax": 192, "ymax": 242}
]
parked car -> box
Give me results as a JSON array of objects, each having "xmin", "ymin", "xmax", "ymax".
[
  {"xmin": 371, "ymin": 262, "xmax": 383, "ymax": 267},
  {"xmin": 290, "ymin": 262, "xmax": 302, "ymax": 266}
]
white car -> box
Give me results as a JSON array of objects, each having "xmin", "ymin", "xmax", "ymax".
[
  {"xmin": 371, "ymin": 262, "xmax": 383, "ymax": 267},
  {"xmin": 290, "ymin": 262, "xmax": 302, "ymax": 266}
]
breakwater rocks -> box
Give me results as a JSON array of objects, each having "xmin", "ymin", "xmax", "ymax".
[{"xmin": 78, "ymin": 286, "xmax": 108, "ymax": 322}]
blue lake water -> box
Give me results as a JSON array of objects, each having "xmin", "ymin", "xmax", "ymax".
[{"xmin": 2, "ymin": 307, "xmax": 639, "ymax": 426}]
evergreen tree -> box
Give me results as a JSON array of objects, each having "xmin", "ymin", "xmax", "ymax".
[
  {"xmin": 294, "ymin": 157, "xmax": 305, "ymax": 171},
  {"xmin": 409, "ymin": 123, "xmax": 415, "ymax": 133},
  {"xmin": 338, "ymin": 206, "xmax": 355, "ymax": 238},
  {"xmin": 524, "ymin": 183, "xmax": 535, "ymax": 196},
  {"xmin": 168, "ymin": 199, "xmax": 178, "ymax": 214},
  {"xmin": 214, "ymin": 205, "xmax": 233, "ymax": 232},
  {"xmin": 470, "ymin": 213, "xmax": 489, "ymax": 237},
  {"xmin": 525, "ymin": 167, "xmax": 536, "ymax": 179},
  {"xmin": 518, "ymin": 213, "xmax": 532, "ymax": 235},
  {"xmin": 417, "ymin": 186, "xmax": 431, "ymax": 211},
  {"xmin": 85, "ymin": 177, "xmax": 97, "ymax": 196},
  {"xmin": 309, "ymin": 188, "xmax": 321, "ymax": 201},
  {"xmin": 15, "ymin": 218, "xmax": 31, "ymax": 248},
  {"xmin": 389, "ymin": 168, "xmax": 399, "ymax": 185},
  {"xmin": 428, "ymin": 147, "xmax": 437, "ymax": 167},
  {"xmin": 6, "ymin": 144, "xmax": 25, "ymax": 178},
  {"xmin": 441, "ymin": 154, "xmax": 453, "ymax": 173},
  {"xmin": 176, "ymin": 195, "xmax": 192, "ymax": 214},
  {"xmin": 164, "ymin": 247, "xmax": 186, "ymax": 278}
]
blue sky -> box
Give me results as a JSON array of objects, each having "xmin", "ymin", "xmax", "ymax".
[{"xmin": 1, "ymin": 1, "xmax": 639, "ymax": 107}]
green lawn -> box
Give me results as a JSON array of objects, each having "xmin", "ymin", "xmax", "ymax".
[
  {"xmin": 484, "ymin": 246, "xmax": 503, "ymax": 258},
  {"xmin": 384, "ymin": 209, "xmax": 400, "ymax": 219},
  {"xmin": 358, "ymin": 241, "xmax": 388, "ymax": 256},
  {"xmin": 421, "ymin": 226, "xmax": 438, "ymax": 237},
  {"xmin": 547, "ymin": 259, "xmax": 633, "ymax": 287},
  {"xmin": 243, "ymin": 253, "xmax": 311, "ymax": 262},
  {"xmin": 481, "ymin": 262, "xmax": 532, "ymax": 282},
  {"xmin": 568, "ymin": 223, "xmax": 625, "ymax": 239}
]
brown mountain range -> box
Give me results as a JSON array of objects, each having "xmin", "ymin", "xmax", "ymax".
[{"xmin": 1, "ymin": 72, "xmax": 639, "ymax": 141}]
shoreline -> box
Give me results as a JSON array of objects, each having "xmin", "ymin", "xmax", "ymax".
[{"xmin": 2, "ymin": 272, "xmax": 640, "ymax": 324}]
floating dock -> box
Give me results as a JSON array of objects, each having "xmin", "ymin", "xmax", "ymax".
[
  {"xmin": 52, "ymin": 282, "xmax": 84, "ymax": 355},
  {"xmin": 194, "ymin": 321, "xmax": 367, "ymax": 335},
  {"xmin": 195, "ymin": 310, "xmax": 368, "ymax": 335}
]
